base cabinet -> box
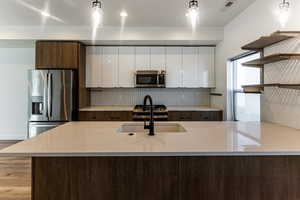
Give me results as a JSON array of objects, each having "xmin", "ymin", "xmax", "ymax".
[
  {"xmin": 78, "ymin": 111, "xmax": 222, "ymax": 121},
  {"xmin": 169, "ymin": 111, "xmax": 223, "ymax": 121},
  {"xmin": 33, "ymin": 156, "xmax": 300, "ymax": 200},
  {"xmin": 78, "ymin": 111, "xmax": 132, "ymax": 121}
]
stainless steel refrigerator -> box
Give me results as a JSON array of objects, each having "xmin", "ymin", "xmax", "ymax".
[{"xmin": 28, "ymin": 70, "xmax": 75, "ymax": 138}]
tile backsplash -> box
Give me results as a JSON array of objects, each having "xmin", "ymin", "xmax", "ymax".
[
  {"xmin": 261, "ymin": 37, "xmax": 300, "ymax": 129},
  {"xmin": 91, "ymin": 88, "xmax": 211, "ymax": 106}
]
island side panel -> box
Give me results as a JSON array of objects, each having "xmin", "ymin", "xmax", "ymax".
[
  {"xmin": 32, "ymin": 157, "xmax": 179, "ymax": 200},
  {"xmin": 32, "ymin": 156, "xmax": 300, "ymax": 200}
]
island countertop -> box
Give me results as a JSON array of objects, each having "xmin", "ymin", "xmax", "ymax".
[{"xmin": 2, "ymin": 121, "xmax": 300, "ymax": 157}]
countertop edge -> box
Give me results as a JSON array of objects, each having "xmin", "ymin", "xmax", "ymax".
[
  {"xmin": 79, "ymin": 106, "xmax": 223, "ymax": 112},
  {"xmin": 2, "ymin": 151, "xmax": 300, "ymax": 157}
]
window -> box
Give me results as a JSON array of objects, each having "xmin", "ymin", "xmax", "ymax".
[{"xmin": 231, "ymin": 52, "xmax": 261, "ymax": 121}]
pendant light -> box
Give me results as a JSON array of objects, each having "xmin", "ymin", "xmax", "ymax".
[
  {"xmin": 279, "ymin": 0, "xmax": 290, "ymax": 10},
  {"xmin": 92, "ymin": 0, "xmax": 103, "ymax": 28},
  {"xmin": 278, "ymin": 0, "xmax": 290, "ymax": 27},
  {"xmin": 186, "ymin": 0, "xmax": 199, "ymax": 28}
]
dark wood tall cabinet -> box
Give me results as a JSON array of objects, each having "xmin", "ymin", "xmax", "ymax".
[{"xmin": 35, "ymin": 41, "xmax": 90, "ymax": 115}]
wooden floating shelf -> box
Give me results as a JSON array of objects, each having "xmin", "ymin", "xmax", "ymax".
[
  {"xmin": 242, "ymin": 84, "xmax": 279, "ymax": 93},
  {"xmin": 278, "ymin": 84, "xmax": 300, "ymax": 90},
  {"xmin": 242, "ymin": 83, "xmax": 300, "ymax": 93},
  {"xmin": 242, "ymin": 31, "xmax": 300, "ymax": 51},
  {"xmin": 242, "ymin": 53, "xmax": 300, "ymax": 67}
]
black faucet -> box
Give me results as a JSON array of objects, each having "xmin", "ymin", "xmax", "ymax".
[{"xmin": 143, "ymin": 95, "xmax": 155, "ymax": 136}]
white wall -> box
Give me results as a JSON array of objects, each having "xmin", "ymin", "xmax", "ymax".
[
  {"xmin": 0, "ymin": 41, "xmax": 35, "ymax": 140},
  {"xmin": 212, "ymin": 0, "xmax": 300, "ymax": 122}
]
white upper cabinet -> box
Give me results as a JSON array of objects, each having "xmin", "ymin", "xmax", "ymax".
[
  {"xmin": 85, "ymin": 46, "xmax": 215, "ymax": 88},
  {"xmin": 166, "ymin": 47, "xmax": 182, "ymax": 88},
  {"xmin": 135, "ymin": 47, "xmax": 150, "ymax": 70},
  {"xmin": 118, "ymin": 47, "xmax": 135, "ymax": 88},
  {"xmin": 150, "ymin": 47, "xmax": 166, "ymax": 71},
  {"xmin": 182, "ymin": 47, "xmax": 199, "ymax": 88},
  {"xmin": 86, "ymin": 46, "xmax": 102, "ymax": 88},
  {"xmin": 101, "ymin": 47, "xmax": 118, "ymax": 88},
  {"xmin": 198, "ymin": 47, "xmax": 215, "ymax": 88}
]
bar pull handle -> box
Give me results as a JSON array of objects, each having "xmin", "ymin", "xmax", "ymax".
[
  {"xmin": 43, "ymin": 74, "xmax": 48, "ymax": 119},
  {"xmin": 47, "ymin": 73, "xmax": 53, "ymax": 118}
]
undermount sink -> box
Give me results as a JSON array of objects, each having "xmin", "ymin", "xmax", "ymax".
[{"xmin": 118, "ymin": 123, "xmax": 187, "ymax": 134}]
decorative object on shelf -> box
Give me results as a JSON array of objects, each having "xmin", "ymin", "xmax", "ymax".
[{"xmin": 242, "ymin": 53, "xmax": 300, "ymax": 67}]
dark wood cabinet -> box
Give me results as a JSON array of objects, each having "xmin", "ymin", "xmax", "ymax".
[
  {"xmin": 169, "ymin": 111, "xmax": 193, "ymax": 121},
  {"xmin": 169, "ymin": 111, "xmax": 223, "ymax": 121},
  {"xmin": 79, "ymin": 111, "xmax": 132, "ymax": 121},
  {"xmin": 33, "ymin": 156, "xmax": 300, "ymax": 200},
  {"xmin": 35, "ymin": 41, "xmax": 90, "ymax": 110},
  {"xmin": 79, "ymin": 111, "xmax": 222, "ymax": 121},
  {"xmin": 36, "ymin": 41, "xmax": 80, "ymax": 69}
]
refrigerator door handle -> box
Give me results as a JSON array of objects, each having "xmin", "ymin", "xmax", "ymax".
[
  {"xmin": 47, "ymin": 73, "xmax": 53, "ymax": 118},
  {"xmin": 44, "ymin": 73, "xmax": 48, "ymax": 119}
]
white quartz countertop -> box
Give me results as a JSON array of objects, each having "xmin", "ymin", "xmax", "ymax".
[
  {"xmin": 2, "ymin": 122, "xmax": 300, "ymax": 157},
  {"xmin": 79, "ymin": 106, "xmax": 222, "ymax": 112}
]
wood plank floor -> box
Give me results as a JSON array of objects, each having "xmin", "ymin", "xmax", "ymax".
[{"xmin": 0, "ymin": 141, "xmax": 30, "ymax": 200}]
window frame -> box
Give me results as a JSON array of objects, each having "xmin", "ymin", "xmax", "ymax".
[{"xmin": 230, "ymin": 51, "xmax": 263, "ymax": 121}]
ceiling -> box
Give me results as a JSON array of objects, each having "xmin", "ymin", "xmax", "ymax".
[{"xmin": 0, "ymin": 0, "xmax": 255, "ymax": 27}]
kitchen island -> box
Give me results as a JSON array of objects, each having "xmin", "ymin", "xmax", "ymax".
[{"xmin": 1, "ymin": 121, "xmax": 300, "ymax": 200}]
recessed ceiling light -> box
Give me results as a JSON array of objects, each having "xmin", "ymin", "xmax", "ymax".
[
  {"xmin": 120, "ymin": 11, "xmax": 128, "ymax": 17},
  {"xmin": 41, "ymin": 11, "xmax": 50, "ymax": 17}
]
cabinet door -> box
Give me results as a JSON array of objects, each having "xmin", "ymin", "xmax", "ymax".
[
  {"xmin": 36, "ymin": 41, "xmax": 79, "ymax": 69},
  {"xmin": 102, "ymin": 47, "xmax": 118, "ymax": 88},
  {"xmin": 198, "ymin": 47, "xmax": 215, "ymax": 88},
  {"xmin": 150, "ymin": 47, "xmax": 166, "ymax": 71},
  {"xmin": 166, "ymin": 47, "xmax": 182, "ymax": 88},
  {"xmin": 182, "ymin": 47, "xmax": 199, "ymax": 88},
  {"xmin": 86, "ymin": 46, "xmax": 102, "ymax": 88},
  {"xmin": 118, "ymin": 47, "xmax": 135, "ymax": 88},
  {"xmin": 135, "ymin": 47, "xmax": 150, "ymax": 70}
]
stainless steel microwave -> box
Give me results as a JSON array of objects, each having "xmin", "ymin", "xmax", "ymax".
[{"xmin": 135, "ymin": 70, "xmax": 166, "ymax": 88}]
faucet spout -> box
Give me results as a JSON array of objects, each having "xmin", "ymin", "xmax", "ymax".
[{"xmin": 143, "ymin": 95, "xmax": 155, "ymax": 136}]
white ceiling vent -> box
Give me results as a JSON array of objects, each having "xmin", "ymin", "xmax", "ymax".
[{"xmin": 221, "ymin": 0, "xmax": 237, "ymax": 11}]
